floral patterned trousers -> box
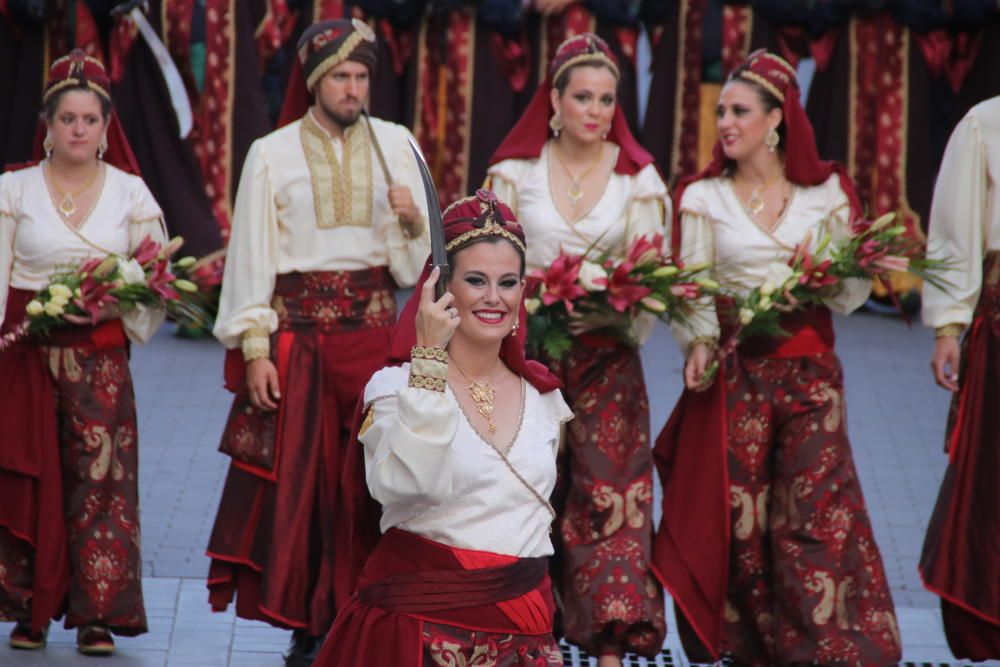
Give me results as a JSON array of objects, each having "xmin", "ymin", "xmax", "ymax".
[
  {"xmin": 0, "ymin": 345, "xmax": 146, "ymax": 634},
  {"xmin": 719, "ymin": 352, "xmax": 900, "ymax": 666},
  {"xmin": 546, "ymin": 341, "xmax": 666, "ymax": 657}
]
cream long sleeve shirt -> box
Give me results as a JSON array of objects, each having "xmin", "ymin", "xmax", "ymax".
[
  {"xmin": 922, "ymin": 96, "xmax": 1000, "ymax": 330},
  {"xmin": 487, "ymin": 143, "xmax": 671, "ymax": 344},
  {"xmin": 672, "ymin": 173, "xmax": 871, "ymax": 352},
  {"xmin": 360, "ymin": 364, "xmax": 573, "ymax": 558},
  {"xmin": 0, "ymin": 163, "xmax": 167, "ymax": 343},
  {"xmin": 213, "ymin": 113, "xmax": 431, "ymax": 350}
]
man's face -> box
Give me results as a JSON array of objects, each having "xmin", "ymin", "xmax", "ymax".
[{"xmin": 315, "ymin": 60, "xmax": 370, "ymax": 128}]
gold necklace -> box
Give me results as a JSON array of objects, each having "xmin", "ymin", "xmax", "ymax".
[
  {"xmin": 734, "ymin": 172, "xmax": 783, "ymax": 219},
  {"xmin": 552, "ymin": 142, "xmax": 604, "ymax": 206},
  {"xmin": 452, "ymin": 357, "xmax": 501, "ymax": 435},
  {"xmin": 47, "ymin": 162, "xmax": 101, "ymax": 218}
]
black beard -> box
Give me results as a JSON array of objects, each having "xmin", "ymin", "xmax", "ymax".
[{"xmin": 316, "ymin": 99, "xmax": 362, "ymax": 129}]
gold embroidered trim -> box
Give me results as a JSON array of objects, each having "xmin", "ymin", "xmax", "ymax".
[
  {"xmin": 411, "ymin": 345, "xmax": 449, "ymax": 362},
  {"xmin": 300, "ymin": 112, "xmax": 373, "ymax": 230},
  {"xmin": 445, "ymin": 221, "xmax": 526, "ymax": 254},
  {"xmin": 411, "ymin": 356, "xmax": 448, "ymax": 381},
  {"xmin": 358, "ymin": 406, "xmax": 375, "ymax": 435},
  {"xmin": 131, "ymin": 213, "xmax": 163, "ymax": 225},
  {"xmin": 408, "ymin": 373, "xmax": 447, "ymax": 393},
  {"xmin": 242, "ymin": 327, "xmax": 270, "ymax": 340},
  {"xmin": 934, "ymin": 324, "xmax": 965, "ymax": 339},
  {"xmin": 304, "ymin": 29, "xmax": 369, "ymax": 92},
  {"xmin": 738, "ymin": 71, "xmax": 785, "ymax": 103},
  {"xmin": 552, "ymin": 51, "xmax": 620, "ymax": 85},
  {"xmin": 43, "ymin": 78, "xmax": 110, "ymax": 103},
  {"xmin": 687, "ymin": 335, "xmax": 719, "ymax": 356}
]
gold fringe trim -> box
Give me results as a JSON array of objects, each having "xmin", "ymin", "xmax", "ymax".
[{"xmin": 738, "ymin": 71, "xmax": 784, "ymax": 103}]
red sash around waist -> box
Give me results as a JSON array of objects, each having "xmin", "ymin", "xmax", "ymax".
[
  {"xmin": 719, "ymin": 300, "xmax": 836, "ymax": 358},
  {"xmin": 355, "ymin": 529, "xmax": 554, "ymax": 635}
]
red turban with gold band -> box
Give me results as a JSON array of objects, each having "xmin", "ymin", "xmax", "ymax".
[
  {"xmin": 33, "ymin": 49, "xmax": 141, "ymax": 175},
  {"xmin": 671, "ymin": 49, "xmax": 864, "ymax": 254},
  {"xmin": 387, "ymin": 189, "xmax": 560, "ymax": 394},
  {"xmin": 489, "ymin": 33, "xmax": 654, "ymax": 177}
]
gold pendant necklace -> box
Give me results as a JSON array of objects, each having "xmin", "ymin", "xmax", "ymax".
[
  {"xmin": 552, "ymin": 142, "xmax": 604, "ymax": 207},
  {"xmin": 452, "ymin": 358, "xmax": 501, "ymax": 435},
  {"xmin": 735, "ymin": 171, "xmax": 782, "ymax": 219},
  {"xmin": 47, "ymin": 162, "xmax": 101, "ymax": 219}
]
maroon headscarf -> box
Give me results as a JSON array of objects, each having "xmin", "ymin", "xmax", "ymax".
[
  {"xmin": 277, "ymin": 18, "xmax": 379, "ymax": 128},
  {"xmin": 671, "ymin": 49, "xmax": 863, "ymax": 255},
  {"xmin": 489, "ymin": 33, "xmax": 653, "ymax": 177},
  {"xmin": 22, "ymin": 49, "xmax": 141, "ymax": 175},
  {"xmin": 389, "ymin": 188, "xmax": 561, "ymax": 393}
]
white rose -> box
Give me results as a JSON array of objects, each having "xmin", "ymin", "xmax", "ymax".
[
  {"xmin": 578, "ymin": 261, "xmax": 607, "ymax": 292},
  {"xmin": 758, "ymin": 296, "xmax": 772, "ymax": 311},
  {"xmin": 739, "ymin": 307, "xmax": 755, "ymax": 325},
  {"xmin": 26, "ymin": 300, "xmax": 45, "ymax": 316},
  {"xmin": 50, "ymin": 294, "xmax": 69, "ymax": 307},
  {"xmin": 524, "ymin": 298, "xmax": 541, "ymax": 315},
  {"xmin": 117, "ymin": 257, "xmax": 147, "ymax": 286},
  {"xmin": 48, "ymin": 283, "xmax": 72, "ymax": 299},
  {"xmin": 759, "ymin": 281, "xmax": 776, "ymax": 297},
  {"xmin": 763, "ymin": 262, "xmax": 795, "ymax": 290},
  {"xmin": 44, "ymin": 301, "xmax": 64, "ymax": 317}
]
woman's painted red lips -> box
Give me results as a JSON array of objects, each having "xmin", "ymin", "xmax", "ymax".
[{"xmin": 473, "ymin": 309, "xmax": 506, "ymax": 324}]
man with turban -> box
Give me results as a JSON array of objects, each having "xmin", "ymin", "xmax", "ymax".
[{"xmin": 205, "ymin": 17, "xmax": 430, "ymax": 667}]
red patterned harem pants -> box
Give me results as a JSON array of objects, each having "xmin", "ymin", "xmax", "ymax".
[
  {"xmin": 719, "ymin": 352, "xmax": 900, "ymax": 666},
  {"xmin": 0, "ymin": 343, "xmax": 147, "ymax": 634},
  {"xmin": 544, "ymin": 339, "xmax": 666, "ymax": 657}
]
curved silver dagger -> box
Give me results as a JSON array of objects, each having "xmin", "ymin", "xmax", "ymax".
[{"xmin": 406, "ymin": 137, "xmax": 449, "ymax": 298}]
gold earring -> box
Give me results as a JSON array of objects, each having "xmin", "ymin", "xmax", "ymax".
[
  {"xmin": 549, "ymin": 112, "xmax": 563, "ymax": 136},
  {"xmin": 510, "ymin": 316, "xmax": 520, "ymax": 336},
  {"xmin": 98, "ymin": 135, "xmax": 108, "ymax": 159},
  {"xmin": 765, "ymin": 127, "xmax": 780, "ymax": 152},
  {"xmin": 43, "ymin": 133, "xmax": 54, "ymax": 158}
]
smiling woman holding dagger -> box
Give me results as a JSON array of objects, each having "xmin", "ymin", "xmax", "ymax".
[{"xmin": 314, "ymin": 190, "xmax": 573, "ymax": 666}]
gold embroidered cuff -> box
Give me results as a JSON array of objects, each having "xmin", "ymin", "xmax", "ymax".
[
  {"xmin": 411, "ymin": 345, "xmax": 449, "ymax": 363},
  {"xmin": 410, "ymin": 357, "xmax": 448, "ymax": 381},
  {"xmin": 934, "ymin": 324, "xmax": 966, "ymax": 339},
  {"xmin": 687, "ymin": 336, "xmax": 719, "ymax": 357},
  {"xmin": 400, "ymin": 214, "xmax": 426, "ymax": 239},
  {"xmin": 241, "ymin": 328, "xmax": 271, "ymax": 362}
]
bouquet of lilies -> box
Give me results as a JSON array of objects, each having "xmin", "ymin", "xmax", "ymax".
[
  {"xmin": 725, "ymin": 212, "xmax": 949, "ymax": 344},
  {"xmin": 523, "ymin": 233, "xmax": 718, "ymax": 359},
  {"xmin": 165, "ymin": 248, "xmax": 226, "ymax": 332},
  {"xmin": 0, "ymin": 235, "xmax": 212, "ymax": 351}
]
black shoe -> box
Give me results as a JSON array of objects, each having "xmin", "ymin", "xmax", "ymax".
[{"xmin": 284, "ymin": 630, "xmax": 324, "ymax": 667}]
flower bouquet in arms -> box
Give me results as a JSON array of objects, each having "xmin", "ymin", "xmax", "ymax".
[
  {"xmin": 0, "ymin": 235, "xmax": 212, "ymax": 351},
  {"xmin": 524, "ymin": 233, "xmax": 718, "ymax": 359},
  {"xmin": 166, "ymin": 248, "xmax": 226, "ymax": 334},
  {"xmin": 721, "ymin": 211, "xmax": 951, "ymax": 348}
]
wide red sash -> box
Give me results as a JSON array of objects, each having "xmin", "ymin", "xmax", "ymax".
[{"xmin": 652, "ymin": 306, "xmax": 835, "ymax": 659}]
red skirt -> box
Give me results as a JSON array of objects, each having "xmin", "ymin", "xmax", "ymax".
[
  {"xmin": 920, "ymin": 251, "xmax": 1000, "ymax": 660},
  {"xmin": 206, "ymin": 268, "xmax": 397, "ymax": 635},
  {"xmin": 0, "ymin": 287, "xmax": 146, "ymax": 634},
  {"xmin": 653, "ymin": 307, "xmax": 900, "ymax": 665},
  {"xmin": 315, "ymin": 529, "xmax": 561, "ymax": 666}
]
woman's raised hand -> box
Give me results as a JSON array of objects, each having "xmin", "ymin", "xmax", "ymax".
[{"xmin": 415, "ymin": 267, "xmax": 460, "ymax": 349}]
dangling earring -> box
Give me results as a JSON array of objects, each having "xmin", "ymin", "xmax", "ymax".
[
  {"xmin": 510, "ymin": 316, "xmax": 520, "ymax": 336},
  {"xmin": 43, "ymin": 133, "xmax": 54, "ymax": 159},
  {"xmin": 549, "ymin": 112, "xmax": 563, "ymax": 137},
  {"xmin": 98, "ymin": 135, "xmax": 108, "ymax": 160},
  {"xmin": 765, "ymin": 127, "xmax": 780, "ymax": 153}
]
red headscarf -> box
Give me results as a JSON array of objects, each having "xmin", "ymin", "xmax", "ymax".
[
  {"xmin": 671, "ymin": 49, "xmax": 862, "ymax": 254},
  {"xmin": 389, "ymin": 188, "xmax": 561, "ymax": 393},
  {"xmin": 22, "ymin": 49, "xmax": 141, "ymax": 175},
  {"xmin": 277, "ymin": 18, "xmax": 379, "ymax": 128},
  {"xmin": 489, "ymin": 33, "xmax": 653, "ymax": 177}
]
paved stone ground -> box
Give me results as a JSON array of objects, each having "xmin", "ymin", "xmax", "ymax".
[{"xmin": 1, "ymin": 309, "xmax": 997, "ymax": 666}]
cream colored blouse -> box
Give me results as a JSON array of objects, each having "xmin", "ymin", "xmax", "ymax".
[
  {"xmin": 923, "ymin": 96, "xmax": 1000, "ymax": 330},
  {"xmin": 0, "ymin": 163, "xmax": 167, "ymax": 344},
  {"xmin": 486, "ymin": 142, "xmax": 671, "ymax": 344},
  {"xmin": 673, "ymin": 173, "xmax": 871, "ymax": 352},
  {"xmin": 361, "ymin": 364, "xmax": 573, "ymax": 558},
  {"xmin": 213, "ymin": 113, "xmax": 431, "ymax": 350}
]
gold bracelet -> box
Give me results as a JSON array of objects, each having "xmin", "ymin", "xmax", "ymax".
[
  {"xmin": 411, "ymin": 345, "xmax": 449, "ymax": 362},
  {"xmin": 407, "ymin": 373, "xmax": 447, "ymax": 393},
  {"xmin": 687, "ymin": 336, "xmax": 719, "ymax": 356},
  {"xmin": 934, "ymin": 323, "xmax": 965, "ymax": 339},
  {"xmin": 243, "ymin": 347, "xmax": 270, "ymax": 362}
]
